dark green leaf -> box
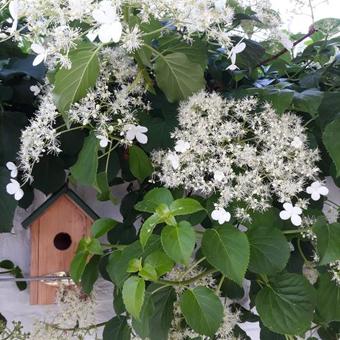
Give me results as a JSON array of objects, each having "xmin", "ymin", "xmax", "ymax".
[
  {"xmin": 292, "ymin": 89, "xmax": 323, "ymax": 117},
  {"xmin": 70, "ymin": 251, "xmax": 88, "ymax": 282},
  {"xmin": 323, "ymin": 118, "xmax": 340, "ymax": 177},
  {"xmin": 129, "ymin": 145, "xmax": 153, "ymax": 182},
  {"xmin": 103, "ymin": 316, "xmax": 131, "ymax": 340},
  {"xmin": 144, "ymin": 250, "xmax": 174, "ymax": 276},
  {"xmin": 81, "ymin": 255, "xmax": 101, "ymax": 294}
]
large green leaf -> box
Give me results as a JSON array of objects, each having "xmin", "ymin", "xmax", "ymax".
[
  {"xmin": 91, "ymin": 218, "xmax": 117, "ymax": 238},
  {"xmin": 145, "ymin": 251, "xmax": 174, "ymax": 277},
  {"xmin": 135, "ymin": 187, "xmax": 174, "ymax": 213},
  {"xmin": 70, "ymin": 133, "xmax": 99, "ymax": 187},
  {"xmin": 53, "ymin": 43, "xmax": 100, "ymax": 113},
  {"xmin": 154, "ymin": 52, "xmax": 205, "ymax": 103},
  {"xmin": 256, "ymin": 273, "xmax": 316, "ymax": 335},
  {"xmin": 314, "ymin": 18, "xmax": 340, "ymax": 36},
  {"xmin": 180, "ymin": 287, "xmax": 224, "ymax": 337},
  {"xmin": 202, "ymin": 225, "xmax": 250, "ymax": 285},
  {"xmin": 313, "ymin": 222, "xmax": 340, "ymax": 265},
  {"xmin": 81, "ymin": 255, "xmax": 101, "ymax": 294},
  {"xmin": 161, "ymin": 221, "xmax": 196, "ymax": 265},
  {"xmin": 247, "ymin": 226, "xmax": 290, "ymax": 274},
  {"xmin": 292, "ymin": 89, "xmax": 324, "ymax": 117},
  {"xmin": 323, "ymin": 118, "xmax": 340, "ymax": 177},
  {"xmin": 139, "ymin": 213, "xmax": 161, "ymax": 248},
  {"xmin": 70, "ymin": 250, "xmax": 88, "ymax": 282},
  {"xmin": 169, "ymin": 198, "xmax": 205, "ymax": 216},
  {"xmin": 122, "ymin": 276, "xmax": 145, "ymax": 319},
  {"xmin": 316, "ymin": 273, "xmax": 340, "ymax": 322},
  {"xmin": 103, "ymin": 316, "xmax": 131, "ymax": 340},
  {"xmin": 129, "ymin": 145, "xmax": 153, "ymax": 182}
]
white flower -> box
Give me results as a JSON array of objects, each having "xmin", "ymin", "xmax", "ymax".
[
  {"xmin": 211, "ymin": 207, "xmax": 231, "ymax": 224},
  {"xmin": 214, "ymin": 170, "xmax": 225, "ymax": 182},
  {"xmin": 30, "ymin": 85, "xmax": 41, "ymax": 96},
  {"xmin": 279, "ymin": 202, "xmax": 303, "ymax": 226},
  {"xmin": 214, "ymin": 0, "xmax": 226, "ymax": 11},
  {"xmin": 227, "ymin": 41, "xmax": 246, "ymax": 71},
  {"xmin": 89, "ymin": 1, "xmax": 122, "ymax": 43},
  {"xmin": 6, "ymin": 162, "xmax": 18, "ymax": 178},
  {"xmin": 306, "ymin": 181, "xmax": 329, "ymax": 201},
  {"xmin": 8, "ymin": 0, "xmax": 19, "ymax": 34},
  {"xmin": 174, "ymin": 140, "xmax": 190, "ymax": 153},
  {"xmin": 96, "ymin": 135, "xmax": 109, "ymax": 148},
  {"xmin": 167, "ymin": 153, "xmax": 180, "ymax": 170},
  {"xmin": 125, "ymin": 124, "xmax": 148, "ymax": 144},
  {"xmin": 31, "ymin": 43, "xmax": 48, "ymax": 66},
  {"xmin": 6, "ymin": 179, "xmax": 24, "ymax": 201},
  {"xmin": 291, "ymin": 136, "xmax": 303, "ymax": 149}
]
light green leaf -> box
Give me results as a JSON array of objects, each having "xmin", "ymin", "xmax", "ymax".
[
  {"xmin": 161, "ymin": 221, "xmax": 196, "ymax": 265},
  {"xmin": 323, "ymin": 118, "xmax": 340, "ymax": 177},
  {"xmin": 103, "ymin": 316, "xmax": 131, "ymax": 340},
  {"xmin": 87, "ymin": 238, "xmax": 103, "ymax": 255},
  {"xmin": 180, "ymin": 287, "xmax": 224, "ymax": 337},
  {"xmin": 140, "ymin": 213, "xmax": 161, "ymax": 248},
  {"xmin": 314, "ymin": 18, "xmax": 340, "ymax": 36},
  {"xmin": 154, "ymin": 52, "xmax": 205, "ymax": 103},
  {"xmin": 70, "ymin": 251, "xmax": 88, "ymax": 282},
  {"xmin": 139, "ymin": 263, "xmax": 159, "ymax": 281},
  {"xmin": 70, "ymin": 133, "xmax": 98, "ymax": 187},
  {"xmin": 247, "ymin": 226, "xmax": 290, "ymax": 274},
  {"xmin": 202, "ymin": 225, "xmax": 250, "ymax": 285},
  {"xmin": 53, "ymin": 43, "xmax": 99, "ymax": 113},
  {"xmin": 127, "ymin": 258, "xmax": 142, "ymax": 273},
  {"xmin": 169, "ymin": 198, "xmax": 205, "ymax": 216},
  {"xmin": 313, "ymin": 222, "xmax": 340, "ymax": 265},
  {"xmin": 135, "ymin": 188, "xmax": 174, "ymax": 213},
  {"xmin": 129, "ymin": 145, "xmax": 153, "ymax": 182},
  {"xmin": 122, "ymin": 276, "xmax": 145, "ymax": 319},
  {"xmin": 256, "ymin": 273, "xmax": 316, "ymax": 335},
  {"xmin": 91, "ymin": 218, "xmax": 117, "ymax": 238},
  {"xmin": 145, "ymin": 251, "xmax": 174, "ymax": 276}
]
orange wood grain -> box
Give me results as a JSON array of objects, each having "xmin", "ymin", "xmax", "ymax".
[{"xmin": 30, "ymin": 194, "xmax": 93, "ymax": 305}]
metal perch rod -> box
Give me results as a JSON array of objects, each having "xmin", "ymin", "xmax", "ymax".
[{"xmin": 0, "ymin": 275, "xmax": 72, "ymax": 282}]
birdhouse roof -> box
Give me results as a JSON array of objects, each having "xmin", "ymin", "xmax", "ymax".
[{"xmin": 22, "ymin": 186, "xmax": 99, "ymax": 228}]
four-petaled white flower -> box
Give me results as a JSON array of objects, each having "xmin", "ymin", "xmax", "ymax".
[
  {"xmin": 306, "ymin": 181, "xmax": 329, "ymax": 201},
  {"xmin": 291, "ymin": 136, "xmax": 303, "ymax": 149},
  {"xmin": 279, "ymin": 202, "xmax": 303, "ymax": 226},
  {"xmin": 31, "ymin": 43, "xmax": 48, "ymax": 66},
  {"xmin": 125, "ymin": 124, "xmax": 148, "ymax": 144},
  {"xmin": 30, "ymin": 85, "xmax": 41, "ymax": 96},
  {"xmin": 8, "ymin": 0, "xmax": 19, "ymax": 34},
  {"xmin": 6, "ymin": 162, "xmax": 18, "ymax": 178},
  {"xmin": 214, "ymin": 0, "xmax": 226, "ymax": 10},
  {"xmin": 227, "ymin": 41, "xmax": 246, "ymax": 71},
  {"xmin": 214, "ymin": 170, "xmax": 225, "ymax": 182},
  {"xmin": 6, "ymin": 179, "xmax": 24, "ymax": 201},
  {"xmin": 88, "ymin": 1, "xmax": 122, "ymax": 43},
  {"xmin": 174, "ymin": 140, "xmax": 190, "ymax": 153},
  {"xmin": 167, "ymin": 153, "xmax": 180, "ymax": 170},
  {"xmin": 96, "ymin": 135, "xmax": 109, "ymax": 148},
  {"xmin": 211, "ymin": 207, "xmax": 231, "ymax": 224}
]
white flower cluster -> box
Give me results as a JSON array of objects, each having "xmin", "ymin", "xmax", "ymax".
[
  {"xmin": 329, "ymin": 260, "xmax": 340, "ymax": 286},
  {"xmin": 152, "ymin": 91, "xmax": 321, "ymax": 223}
]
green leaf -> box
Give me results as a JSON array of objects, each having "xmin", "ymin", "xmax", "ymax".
[
  {"xmin": 122, "ymin": 276, "xmax": 145, "ymax": 319},
  {"xmin": 316, "ymin": 273, "xmax": 340, "ymax": 322},
  {"xmin": 323, "ymin": 118, "xmax": 340, "ymax": 177},
  {"xmin": 53, "ymin": 43, "xmax": 99, "ymax": 113},
  {"xmin": 202, "ymin": 225, "xmax": 250, "ymax": 285},
  {"xmin": 140, "ymin": 213, "xmax": 161, "ymax": 248},
  {"xmin": 314, "ymin": 18, "xmax": 340, "ymax": 36},
  {"xmin": 103, "ymin": 316, "xmax": 131, "ymax": 340},
  {"xmin": 247, "ymin": 226, "xmax": 290, "ymax": 274},
  {"xmin": 91, "ymin": 218, "xmax": 117, "ymax": 238},
  {"xmin": 180, "ymin": 287, "xmax": 224, "ymax": 337},
  {"xmin": 135, "ymin": 188, "xmax": 174, "ymax": 213},
  {"xmin": 154, "ymin": 52, "xmax": 205, "ymax": 103},
  {"xmin": 87, "ymin": 238, "xmax": 103, "ymax": 255},
  {"xmin": 161, "ymin": 221, "xmax": 196, "ymax": 265},
  {"xmin": 292, "ymin": 89, "xmax": 324, "ymax": 117},
  {"xmin": 313, "ymin": 222, "xmax": 340, "ymax": 265},
  {"xmin": 145, "ymin": 251, "xmax": 174, "ymax": 276},
  {"xmin": 127, "ymin": 258, "xmax": 143, "ymax": 273},
  {"xmin": 81, "ymin": 255, "xmax": 101, "ymax": 294},
  {"xmin": 256, "ymin": 273, "xmax": 316, "ymax": 335},
  {"xmin": 139, "ymin": 263, "xmax": 159, "ymax": 281},
  {"xmin": 70, "ymin": 133, "xmax": 99, "ymax": 187},
  {"xmin": 170, "ymin": 198, "xmax": 205, "ymax": 216},
  {"xmin": 70, "ymin": 251, "xmax": 89, "ymax": 282},
  {"xmin": 129, "ymin": 145, "xmax": 153, "ymax": 182}
]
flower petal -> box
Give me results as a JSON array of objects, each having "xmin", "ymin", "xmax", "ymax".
[
  {"xmin": 291, "ymin": 214, "xmax": 302, "ymax": 227},
  {"xmin": 233, "ymin": 42, "xmax": 246, "ymax": 54},
  {"xmin": 110, "ymin": 21, "xmax": 123, "ymax": 43},
  {"xmin": 98, "ymin": 24, "xmax": 113, "ymax": 43},
  {"xmin": 283, "ymin": 202, "xmax": 293, "ymax": 212},
  {"xmin": 319, "ymin": 186, "xmax": 329, "ymax": 196},
  {"xmin": 14, "ymin": 188, "xmax": 24, "ymax": 201},
  {"xmin": 279, "ymin": 210, "xmax": 291, "ymax": 220},
  {"xmin": 136, "ymin": 132, "xmax": 148, "ymax": 144},
  {"xmin": 31, "ymin": 43, "xmax": 45, "ymax": 55},
  {"xmin": 32, "ymin": 54, "xmax": 45, "ymax": 66}
]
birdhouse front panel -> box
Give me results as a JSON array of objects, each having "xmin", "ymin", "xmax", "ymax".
[{"xmin": 30, "ymin": 194, "xmax": 93, "ymax": 305}]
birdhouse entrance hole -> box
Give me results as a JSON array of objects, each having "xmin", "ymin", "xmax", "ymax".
[{"xmin": 53, "ymin": 232, "xmax": 72, "ymax": 250}]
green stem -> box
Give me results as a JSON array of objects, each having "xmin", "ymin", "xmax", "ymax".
[
  {"xmin": 297, "ymin": 239, "xmax": 311, "ymax": 264},
  {"xmin": 142, "ymin": 26, "xmax": 170, "ymax": 37},
  {"xmin": 283, "ymin": 229, "xmax": 303, "ymax": 235},
  {"xmin": 157, "ymin": 268, "xmax": 216, "ymax": 286},
  {"xmin": 56, "ymin": 125, "xmax": 85, "ymax": 137},
  {"xmin": 48, "ymin": 321, "xmax": 107, "ymax": 332},
  {"xmin": 216, "ymin": 275, "xmax": 225, "ymax": 293},
  {"xmin": 181, "ymin": 257, "xmax": 207, "ymax": 279}
]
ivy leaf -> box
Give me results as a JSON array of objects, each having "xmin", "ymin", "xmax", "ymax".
[
  {"xmin": 154, "ymin": 52, "xmax": 205, "ymax": 103},
  {"xmin": 169, "ymin": 198, "xmax": 205, "ymax": 216},
  {"xmin": 53, "ymin": 43, "xmax": 99, "ymax": 114},
  {"xmin": 135, "ymin": 188, "xmax": 174, "ymax": 213},
  {"xmin": 70, "ymin": 133, "xmax": 99, "ymax": 187},
  {"xmin": 256, "ymin": 273, "xmax": 316, "ymax": 335},
  {"xmin": 247, "ymin": 226, "xmax": 290, "ymax": 274},
  {"xmin": 139, "ymin": 213, "xmax": 161, "ymax": 248},
  {"xmin": 180, "ymin": 287, "xmax": 224, "ymax": 337},
  {"xmin": 316, "ymin": 273, "xmax": 340, "ymax": 322},
  {"xmin": 103, "ymin": 316, "xmax": 131, "ymax": 340},
  {"xmin": 129, "ymin": 145, "xmax": 153, "ymax": 182},
  {"xmin": 161, "ymin": 221, "xmax": 196, "ymax": 265},
  {"xmin": 313, "ymin": 222, "xmax": 340, "ymax": 265},
  {"xmin": 323, "ymin": 118, "xmax": 340, "ymax": 177},
  {"xmin": 122, "ymin": 276, "xmax": 145, "ymax": 319},
  {"xmin": 202, "ymin": 225, "xmax": 250, "ymax": 285},
  {"xmin": 91, "ymin": 218, "xmax": 117, "ymax": 238}
]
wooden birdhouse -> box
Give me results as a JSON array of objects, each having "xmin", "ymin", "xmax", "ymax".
[{"xmin": 22, "ymin": 187, "xmax": 99, "ymax": 305}]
